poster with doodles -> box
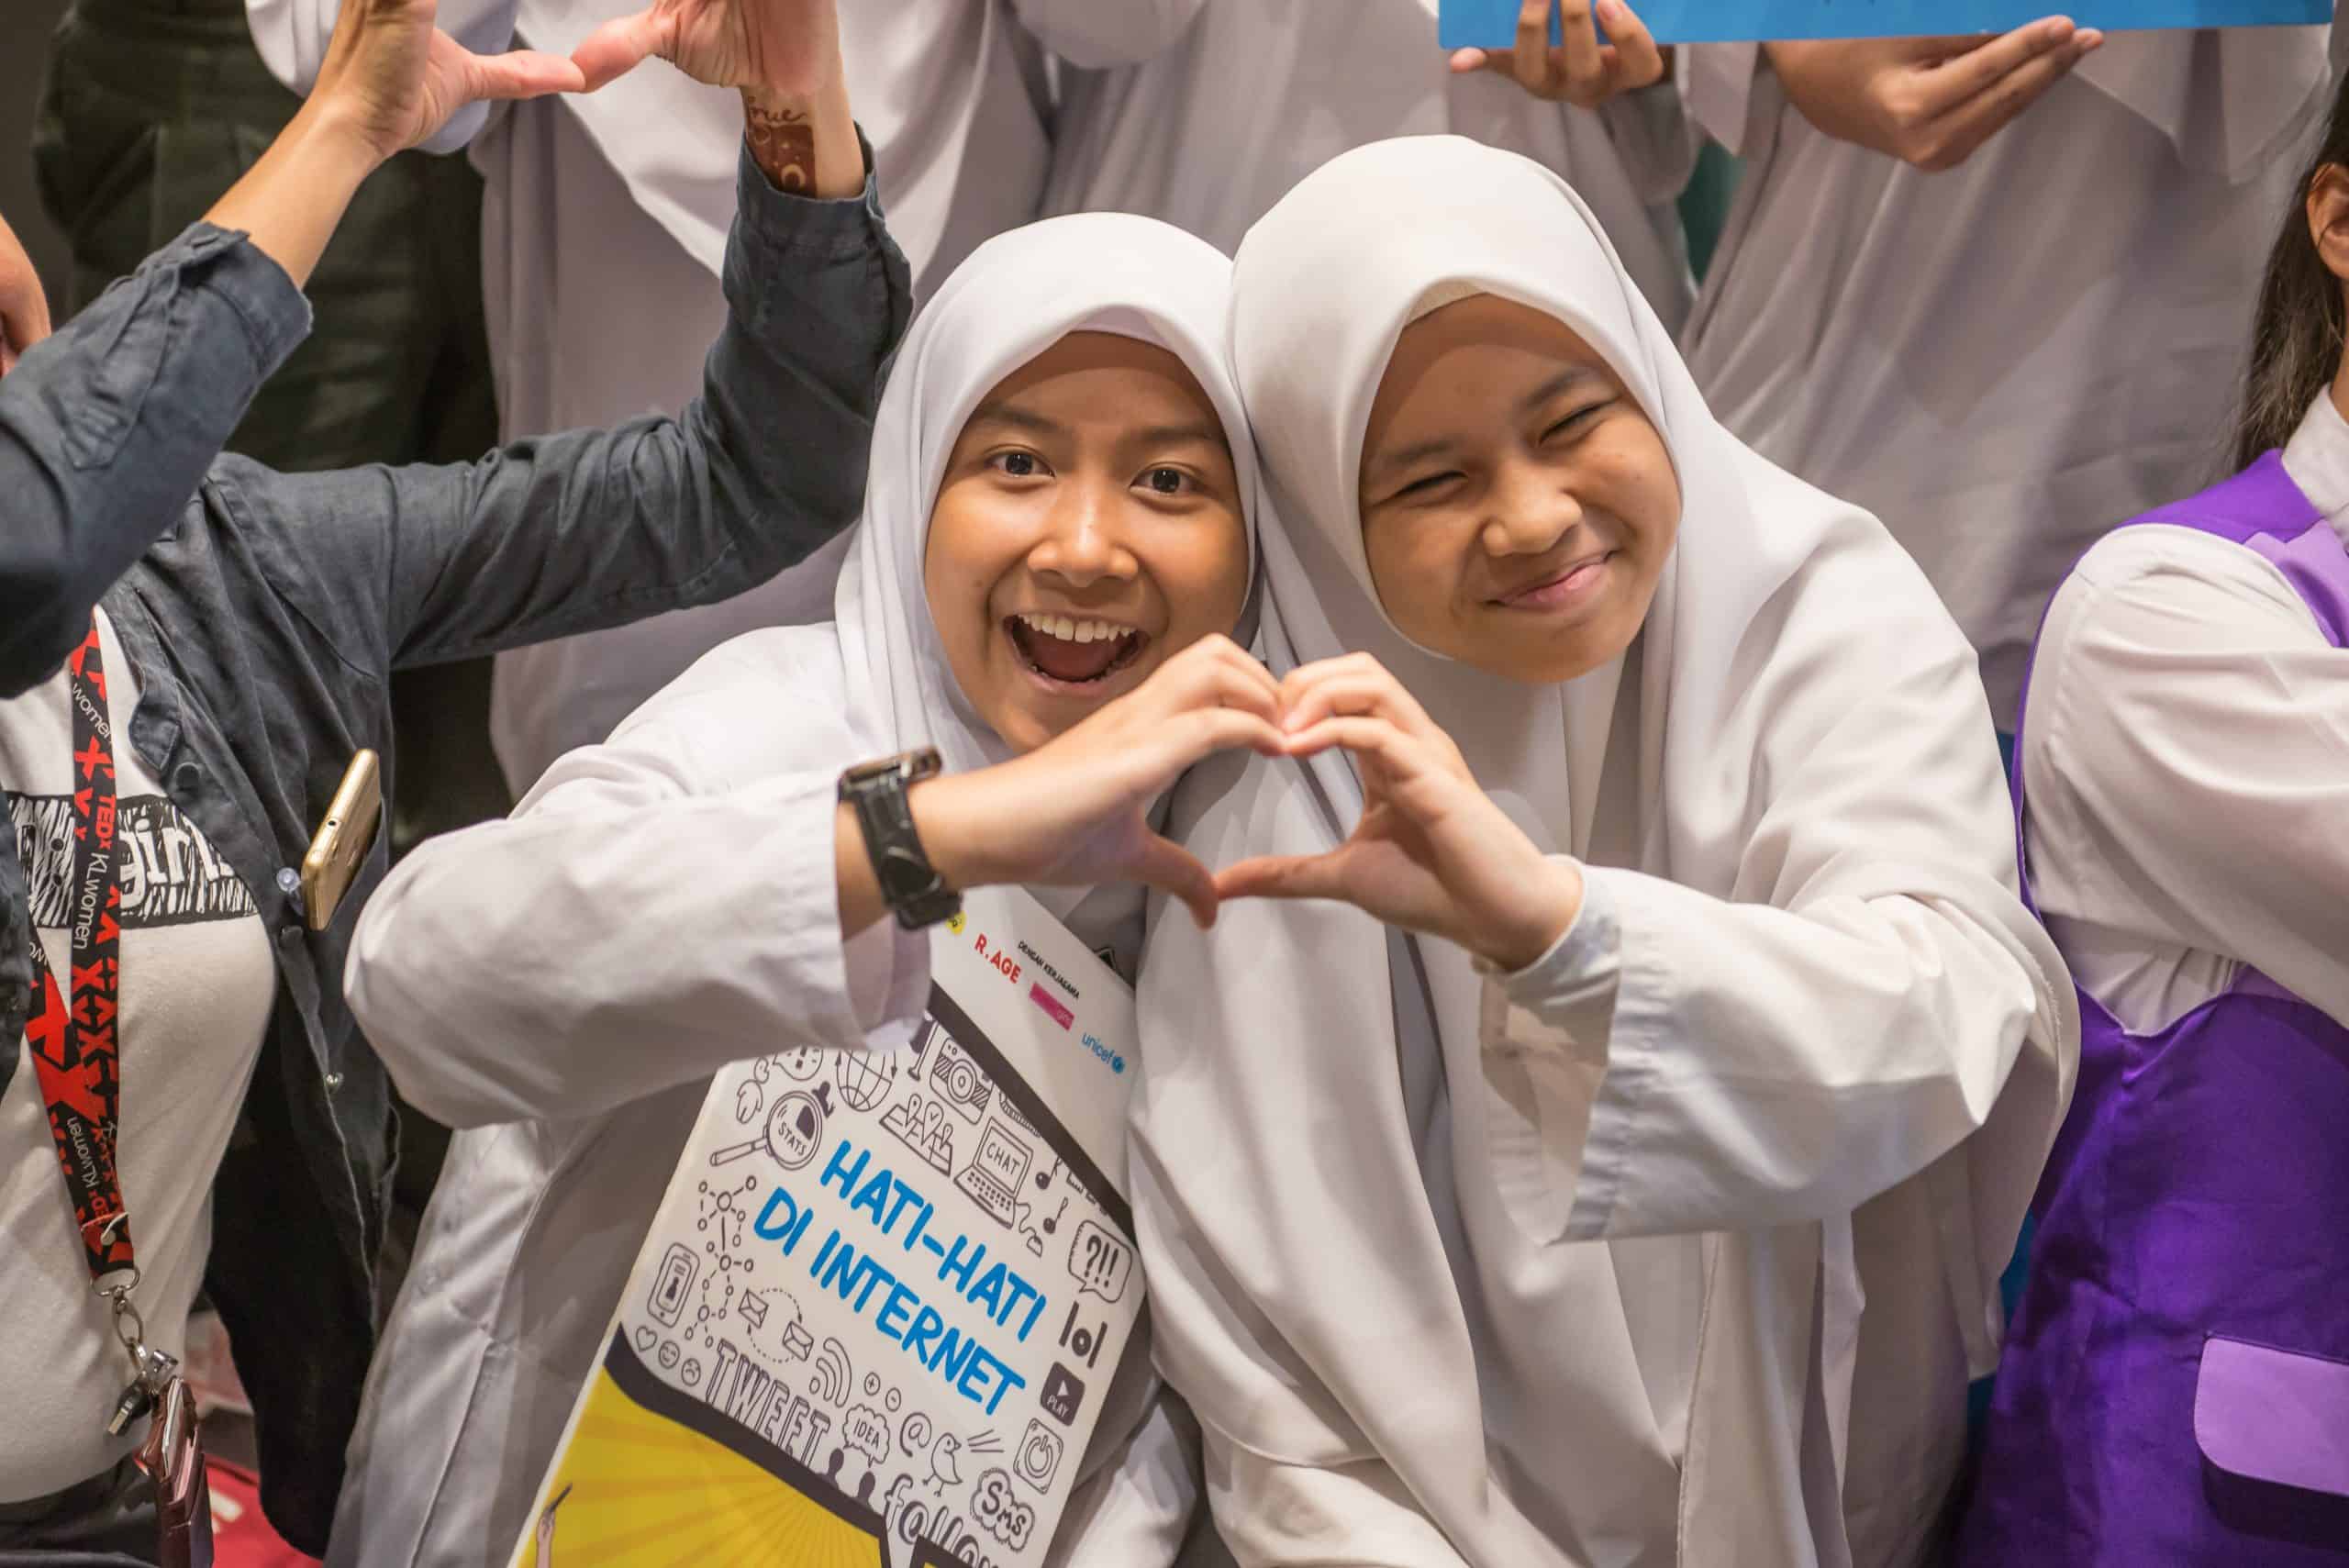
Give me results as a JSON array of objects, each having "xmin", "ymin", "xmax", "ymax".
[{"xmin": 508, "ymin": 884, "xmax": 1143, "ymax": 1568}]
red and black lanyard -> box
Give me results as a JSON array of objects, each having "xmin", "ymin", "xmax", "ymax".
[{"xmin": 21, "ymin": 614, "xmax": 134, "ymax": 1285}]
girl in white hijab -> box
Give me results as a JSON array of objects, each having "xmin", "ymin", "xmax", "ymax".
[
  {"xmin": 332, "ymin": 212, "xmax": 1269, "ymax": 1568},
  {"xmin": 1134, "ymin": 137, "xmax": 2077, "ymax": 1568}
]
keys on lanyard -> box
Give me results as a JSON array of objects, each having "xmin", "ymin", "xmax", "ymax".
[{"xmin": 103, "ymin": 1274, "xmax": 182, "ymax": 1437}]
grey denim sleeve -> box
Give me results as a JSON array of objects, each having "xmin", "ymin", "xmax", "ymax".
[
  {"xmin": 0, "ymin": 224, "xmax": 312, "ymax": 695},
  {"xmin": 207, "ymin": 139, "xmax": 913, "ymax": 677}
]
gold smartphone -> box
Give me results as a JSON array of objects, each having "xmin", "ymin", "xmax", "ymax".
[{"xmin": 300, "ymin": 750, "xmax": 383, "ymax": 931}]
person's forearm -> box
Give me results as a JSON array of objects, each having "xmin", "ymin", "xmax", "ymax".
[
  {"xmin": 0, "ymin": 228, "xmax": 308, "ymax": 694},
  {"xmin": 832, "ymin": 773, "xmax": 1006, "ymax": 939},
  {"xmin": 202, "ymin": 99, "xmax": 384, "ymax": 289},
  {"xmin": 743, "ymin": 72, "xmax": 861, "ymax": 200}
]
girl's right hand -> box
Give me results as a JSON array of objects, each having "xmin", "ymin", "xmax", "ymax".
[
  {"xmin": 901, "ymin": 636, "xmax": 1287, "ymax": 929},
  {"xmin": 1767, "ymin": 17, "xmax": 2100, "ymax": 172}
]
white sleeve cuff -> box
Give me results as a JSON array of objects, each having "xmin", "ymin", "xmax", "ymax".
[{"xmin": 1474, "ymin": 862, "xmax": 1626, "ymax": 1242}]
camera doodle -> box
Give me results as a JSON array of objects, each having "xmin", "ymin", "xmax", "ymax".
[{"xmin": 926, "ymin": 1026, "xmax": 995, "ymax": 1124}]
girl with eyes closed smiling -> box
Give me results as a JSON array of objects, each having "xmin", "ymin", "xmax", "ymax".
[
  {"xmin": 1131, "ymin": 137, "xmax": 2079, "ymax": 1568},
  {"xmin": 328, "ymin": 212, "xmax": 1271, "ymax": 1568}
]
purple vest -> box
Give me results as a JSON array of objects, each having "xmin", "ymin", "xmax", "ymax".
[{"xmin": 1957, "ymin": 452, "xmax": 2349, "ymax": 1563}]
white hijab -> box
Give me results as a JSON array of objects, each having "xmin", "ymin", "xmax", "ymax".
[
  {"xmin": 1133, "ymin": 138, "xmax": 2067, "ymax": 1566},
  {"xmin": 825, "ymin": 209, "xmax": 1261, "ymax": 955}
]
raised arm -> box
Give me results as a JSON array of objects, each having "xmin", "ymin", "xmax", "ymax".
[
  {"xmin": 0, "ymin": 0, "xmax": 581, "ymax": 694},
  {"xmin": 246, "ymin": 0, "xmax": 527, "ymax": 153},
  {"xmin": 215, "ymin": 0, "xmax": 904, "ymax": 677},
  {"xmin": 347, "ymin": 631, "xmax": 1288, "ymax": 1126}
]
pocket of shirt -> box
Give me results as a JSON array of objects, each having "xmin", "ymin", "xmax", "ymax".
[{"xmin": 2194, "ymin": 1334, "xmax": 2349, "ymax": 1544}]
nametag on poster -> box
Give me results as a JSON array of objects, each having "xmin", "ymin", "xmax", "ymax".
[
  {"xmin": 508, "ymin": 884, "xmax": 1142, "ymax": 1568},
  {"xmin": 1438, "ymin": 0, "xmax": 2328, "ymax": 47}
]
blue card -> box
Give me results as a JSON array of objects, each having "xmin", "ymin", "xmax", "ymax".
[{"xmin": 1437, "ymin": 0, "xmax": 2330, "ymax": 48}]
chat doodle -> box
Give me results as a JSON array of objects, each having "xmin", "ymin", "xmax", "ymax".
[
  {"xmin": 879, "ymin": 1090, "xmax": 956, "ymax": 1176},
  {"xmin": 974, "ymin": 1469, "xmax": 1037, "ymax": 1551},
  {"xmin": 1068, "ymin": 1219, "xmax": 1133, "ymax": 1304},
  {"xmin": 955, "ymin": 1119, "xmax": 1035, "ymax": 1231},
  {"xmin": 775, "ymin": 1045, "xmax": 825, "ymax": 1082}
]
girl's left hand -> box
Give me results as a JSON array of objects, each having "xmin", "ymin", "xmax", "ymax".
[{"xmin": 1215, "ymin": 653, "xmax": 1584, "ymax": 971}]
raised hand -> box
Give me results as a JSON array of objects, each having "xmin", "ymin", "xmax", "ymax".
[
  {"xmin": 572, "ymin": 0, "xmax": 843, "ymax": 97},
  {"xmin": 309, "ymin": 0, "xmax": 586, "ymax": 162},
  {"xmin": 1767, "ymin": 17, "xmax": 2101, "ymax": 172},
  {"xmin": 1449, "ymin": 0, "xmax": 1667, "ymax": 108},
  {"xmin": 902, "ymin": 637, "xmax": 1290, "ymax": 931},
  {"xmin": 1215, "ymin": 654, "xmax": 1584, "ymax": 971}
]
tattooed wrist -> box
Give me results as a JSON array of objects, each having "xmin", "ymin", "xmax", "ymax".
[{"xmin": 742, "ymin": 88, "xmax": 816, "ymax": 195}]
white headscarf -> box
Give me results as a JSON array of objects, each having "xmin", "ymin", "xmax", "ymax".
[
  {"xmin": 1133, "ymin": 138, "xmax": 2069, "ymax": 1566},
  {"xmin": 828, "ymin": 209, "xmax": 1261, "ymax": 950}
]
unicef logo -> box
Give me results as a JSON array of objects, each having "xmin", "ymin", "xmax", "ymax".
[{"xmin": 1081, "ymin": 1032, "xmax": 1126, "ymax": 1075}]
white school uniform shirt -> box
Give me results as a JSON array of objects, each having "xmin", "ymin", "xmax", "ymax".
[
  {"xmin": 246, "ymin": 0, "xmax": 1062, "ymax": 793},
  {"xmin": 329, "ymin": 211, "xmax": 1260, "ymax": 1568},
  {"xmin": 1678, "ymin": 28, "xmax": 2331, "ymax": 731},
  {"xmin": 1040, "ymin": 0, "xmax": 1698, "ymax": 330},
  {"xmin": 1136, "ymin": 138, "xmax": 2076, "ymax": 1568},
  {"xmin": 0, "ymin": 611, "xmax": 273, "ymax": 1500},
  {"xmin": 2021, "ymin": 390, "xmax": 2349, "ymax": 1036}
]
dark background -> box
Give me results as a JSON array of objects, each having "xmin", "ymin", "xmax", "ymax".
[{"xmin": 5, "ymin": 0, "xmax": 80, "ymax": 305}]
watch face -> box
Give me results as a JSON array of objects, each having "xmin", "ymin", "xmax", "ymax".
[{"xmin": 878, "ymin": 844, "xmax": 941, "ymax": 902}]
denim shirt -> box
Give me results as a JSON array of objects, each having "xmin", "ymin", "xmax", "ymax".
[{"xmin": 0, "ymin": 143, "xmax": 909, "ymax": 1548}]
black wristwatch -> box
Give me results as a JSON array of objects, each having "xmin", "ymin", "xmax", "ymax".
[{"xmin": 839, "ymin": 748, "xmax": 962, "ymax": 930}]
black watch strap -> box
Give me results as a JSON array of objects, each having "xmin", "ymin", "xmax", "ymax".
[{"xmin": 839, "ymin": 749, "xmax": 962, "ymax": 931}]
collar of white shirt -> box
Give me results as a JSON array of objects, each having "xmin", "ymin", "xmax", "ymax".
[{"xmin": 2281, "ymin": 390, "xmax": 2349, "ymax": 547}]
